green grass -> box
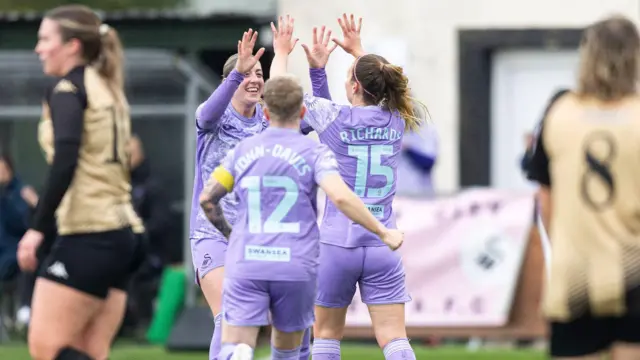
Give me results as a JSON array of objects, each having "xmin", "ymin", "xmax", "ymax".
[{"xmin": 0, "ymin": 343, "xmax": 546, "ymax": 359}]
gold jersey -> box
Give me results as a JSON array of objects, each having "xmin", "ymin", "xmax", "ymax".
[
  {"xmin": 529, "ymin": 92, "xmax": 640, "ymax": 321},
  {"xmin": 39, "ymin": 65, "xmax": 143, "ymax": 235}
]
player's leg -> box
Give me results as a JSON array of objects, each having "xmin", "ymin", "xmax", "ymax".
[
  {"xmin": 611, "ymin": 344, "xmax": 640, "ymax": 360},
  {"xmin": 71, "ymin": 228, "xmax": 138, "ymax": 359},
  {"xmin": 298, "ymin": 327, "xmax": 312, "ymax": 360},
  {"xmin": 360, "ymin": 246, "xmax": 414, "ymax": 360},
  {"xmin": 192, "ymin": 238, "xmax": 228, "ymax": 359},
  {"xmin": 608, "ymin": 315, "xmax": 640, "ymax": 360},
  {"xmin": 218, "ymin": 278, "xmax": 270, "ymax": 360},
  {"xmin": 28, "ymin": 233, "xmax": 119, "ymax": 360},
  {"xmin": 73, "ymin": 289, "xmax": 127, "ymax": 360},
  {"xmin": 270, "ymin": 279, "xmax": 316, "ymax": 359},
  {"xmin": 313, "ymin": 245, "xmax": 363, "ymax": 360},
  {"xmin": 549, "ymin": 315, "xmax": 613, "ymax": 359},
  {"xmin": 28, "ymin": 279, "xmax": 101, "ymax": 360}
]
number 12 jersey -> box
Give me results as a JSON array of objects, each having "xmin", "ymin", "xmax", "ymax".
[{"xmin": 213, "ymin": 127, "xmax": 339, "ymax": 282}]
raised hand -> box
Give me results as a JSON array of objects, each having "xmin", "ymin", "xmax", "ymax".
[
  {"xmin": 301, "ymin": 26, "xmax": 338, "ymax": 69},
  {"xmin": 271, "ymin": 15, "xmax": 299, "ymax": 55},
  {"xmin": 235, "ymin": 29, "xmax": 266, "ymax": 73},
  {"xmin": 332, "ymin": 13, "xmax": 365, "ymax": 58}
]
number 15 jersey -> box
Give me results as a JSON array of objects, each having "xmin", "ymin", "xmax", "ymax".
[
  {"xmin": 301, "ymin": 94, "xmax": 405, "ymax": 248},
  {"xmin": 528, "ymin": 92, "xmax": 640, "ymax": 321}
]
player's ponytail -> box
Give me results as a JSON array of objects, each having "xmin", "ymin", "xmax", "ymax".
[
  {"xmin": 380, "ymin": 63, "xmax": 429, "ymax": 132},
  {"xmin": 96, "ymin": 25, "xmax": 125, "ymax": 92},
  {"xmin": 44, "ymin": 5, "xmax": 125, "ymax": 93},
  {"xmin": 353, "ymin": 54, "xmax": 429, "ymax": 132}
]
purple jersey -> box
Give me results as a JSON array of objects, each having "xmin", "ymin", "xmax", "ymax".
[
  {"xmin": 189, "ymin": 69, "xmax": 267, "ymax": 241},
  {"xmin": 219, "ymin": 127, "xmax": 339, "ymax": 282},
  {"xmin": 301, "ymin": 93, "xmax": 405, "ymax": 248}
]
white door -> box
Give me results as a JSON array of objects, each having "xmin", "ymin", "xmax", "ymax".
[{"xmin": 491, "ymin": 49, "xmax": 579, "ymax": 190}]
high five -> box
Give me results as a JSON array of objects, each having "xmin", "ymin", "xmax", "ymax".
[
  {"xmin": 270, "ymin": 13, "xmax": 426, "ymax": 360},
  {"xmin": 189, "ymin": 28, "xmax": 268, "ymax": 360}
]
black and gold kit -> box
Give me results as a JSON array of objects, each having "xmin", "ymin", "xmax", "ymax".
[
  {"xmin": 528, "ymin": 91, "xmax": 640, "ymax": 357},
  {"xmin": 33, "ymin": 65, "xmax": 143, "ymax": 298}
]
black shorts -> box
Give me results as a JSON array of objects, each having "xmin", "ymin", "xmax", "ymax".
[
  {"xmin": 38, "ymin": 227, "xmax": 140, "ymax": 299},
  {"xmin": 550, "ymin": 314, "xmax": 640, "ymax": 357}
]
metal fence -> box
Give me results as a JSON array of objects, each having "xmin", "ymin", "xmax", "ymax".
[{"xmin": 0, "ymin": 49, "xmax": 217, "ymax": 307}]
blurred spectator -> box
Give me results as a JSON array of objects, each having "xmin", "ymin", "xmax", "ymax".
[
  {"xmin": 520, "ymin": 130, "xmax": 540, "ymax": 221},
  {"xmin": 520, "ymin": 132, "xmax": 535, "ymax": 176},
  {"xmin": 0, "ymin": 153, "xmax": 34, "ymax": 280},
  {"xmin": 124, "ymin": 135, "xmax": 174, "ymax": 333},
  {"xmin": 396, "ymin": 123, "xmax": 438, "ymax": 197},
  {"xmin": 129, "ymin": 134, "xmax": 173, "ymax": 267},
  {"xmin": 0, "ymin": 153, "xmax": 38, "ymax": 329}
]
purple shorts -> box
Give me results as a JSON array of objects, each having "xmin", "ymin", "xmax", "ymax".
[
  {"xmin": 316, "ymin": 243, "xmax": 411, "ymax": 308},
  {"xmin": 190, "ymin": 238, "xmax": 228, "ymax": 284},
  {"xmin": 223, "ymin": 277, "xmax": 316, "ymax": 333}
]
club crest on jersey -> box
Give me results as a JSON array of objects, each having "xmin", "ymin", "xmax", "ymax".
[{"xmin": 53, "ymin": 79, "xmax": 77, "ymax": 94}]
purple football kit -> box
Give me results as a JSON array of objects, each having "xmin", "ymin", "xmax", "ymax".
[
  {"xmin": 189, "ymin": 69, "xmax": 267, "ymax": 281},
  {"xmin": 216, "ymin": 127, "xmax": 339, "ymax": 331},
  {"xmin": 303, "ymin": 68, "xmax": 411, "ymax": 308}
]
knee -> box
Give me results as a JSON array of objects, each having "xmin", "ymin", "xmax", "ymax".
[
  {"xmin": 77, "ymin": 341, "xmax": 110, "ymax": 360},
  {"xmin": 375, "ymin": 334, "xmax": 396, "ymax": 349},
  {"xmin": 29, "ymin": 336, "xmax": 105, "ymax": 360},
  {"xmin": 313, "ymin": 323, "xmax": 343, "ymax": 341},
  {"xmin": 200, "ymin": 267, "xmax": 225, "ymax": 313},
  {"xmin": 28, "ymin": 339, "xmax": 62, "ymax": 360},
  {"xmin": 372, "ymin": 320, "xmax": 407, "ymax": 348},
  {"xmin": 71, "ymin": 337, "xmax": 109, "ymax": 360},
  {"xmin": 369, "ymin": 305, "xmax": 407, "ymax": 348},
  {"xmin": 374, "ymin": 329, "xmax": 407, "ymax": 349}
]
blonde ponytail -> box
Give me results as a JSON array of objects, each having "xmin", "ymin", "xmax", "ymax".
[
  {"xmin": 354, "ymin": 54, "xmax": 430, "ymax": 132},
  {"xmin": 96, "ymin": 25, "xmax": 125, "ymax": 91},
  {"xmin": 380, "ymin": 63, "xmax": 430, "ymax": 132}
]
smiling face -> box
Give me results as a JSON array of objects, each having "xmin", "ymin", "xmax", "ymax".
[{"xmin": 234, "ymin": 62, "xmax": 264, "ymax": 104}]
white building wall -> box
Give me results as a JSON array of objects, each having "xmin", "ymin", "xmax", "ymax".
[
  {"xmin": 278, "ymin": 0, "xmax": 639, "ymax": 192},
  {"xmin": 189, "ymin": 0, "xmax": 277, "ymax": 15}
]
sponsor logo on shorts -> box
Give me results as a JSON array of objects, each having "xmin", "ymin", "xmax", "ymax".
[
  {"xmin": 365, "ymin": 204, "xmax": 384, "ymax": 219},
  {"xmin": 201, "ymin": 253, "xmax": 212, "ymax": 270},
  {"xmin": 47, "ymin": 261, "xmax": 69, "ymax": 280},
  {"xmin": 244, "ymin": 245, "xmax": 291, "ymax": 262}
]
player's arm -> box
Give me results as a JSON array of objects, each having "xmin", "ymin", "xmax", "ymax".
[
  {"xmin": 526, "ymin": 90, "xmax": 567, "ymax": 230},
  {"xmin": 199, "ymin": 166, "xmax": 233, "ymax": 239},
  {"xmin": 403, "ymin": 124, "xmax": 438, "ymax": 173},
  {"xmin": 300, "ymin": 68, "xmax": 333, "ymax": 135},
  {"xmin": 31, "ymin": 78, "xmax": 87, "ymax": 236},
  {"xmin": 196, "ymin": 69, "xmax": 245, "ymax": 131},
  {"xmin": 527, "ymin": 121, "xmax": 552, "ymax": 230},
  {"xmin": 200, "ymin": 148, "xmax": 236, "ymax": 239},
  {"xmin": 314, "ymin": 145, "xmax": 402, "ymax": 250},
  {"xmin": 310, "ymin": 68, "xmax": 332, "ymax": 100}
]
